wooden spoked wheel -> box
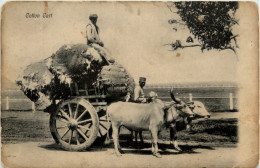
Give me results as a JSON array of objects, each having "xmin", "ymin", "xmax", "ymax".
[{"xmin": 50, "ymin": 99, "xmax": 99, "ymax": 151}]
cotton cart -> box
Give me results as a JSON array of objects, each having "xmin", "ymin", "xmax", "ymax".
[{"xmin": 49, "ymin": 63, "xmax": 135, "ymax": 151}]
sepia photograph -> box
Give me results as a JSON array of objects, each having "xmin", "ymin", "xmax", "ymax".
[{"xmin": 1, "ymin": 1, "xmax": 259, "ymax": 167}]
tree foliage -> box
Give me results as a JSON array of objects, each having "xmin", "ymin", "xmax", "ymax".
[{"xmin": 170, "ymin": 2, "xmax": 239, "ymax": 52}]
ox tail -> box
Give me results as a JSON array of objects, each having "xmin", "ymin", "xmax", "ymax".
[
  {"xmin": 106, "ymin": 107, "xmax": 110, "ymax": 123},
  {"xmin": 106, "ymin": 105, "xmax": 112, "ymax": 125},
  {"xmin": 104, "ymin": 107, "xmax": 111, "ymax": 145}
]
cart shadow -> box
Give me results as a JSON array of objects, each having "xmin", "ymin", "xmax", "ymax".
[
  {"xmin": 99, "ymin": 134, "xmax": 215, "ymax": 155},
  {"xmin": 38, "ymin": 143, "xmax": 63, "ymax": 151},
  {"xmin": 38, "ymin": 143, "xmax": 109, "ymax": 152},
  {"xmin": 39, "ymin": 141, "xmax": 214, "ymax": 155},
  {"xmin": 160, "ymin": 144, "xmax": 215, "ymax": 155},
  {"xmin": 120, "ymin": 134, "xmax": 214, "ymax": 152},
  {"xmin": 39, "ymin": 133, "xmax": 215, "ymax": 155},
  {"xmin": 117, "ymin": 141, "xmax": 215, "ymax": 155},
  {"xmin": 98, "ymin": 134, "xmax": 215, "ymax": 155}
]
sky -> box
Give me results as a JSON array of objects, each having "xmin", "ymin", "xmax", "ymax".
[{"xmin": 2, "ymin": 2, "xmax": 239, "ymax": 85}]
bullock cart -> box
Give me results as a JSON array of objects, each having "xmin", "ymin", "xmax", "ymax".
[{"xmin": 49, "ymin": 63, "xmax": 134, "ymax": 151}]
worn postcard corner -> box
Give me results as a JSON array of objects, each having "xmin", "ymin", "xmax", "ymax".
[{"xmin": 1, "ymin": 1, "xmax": 259, "ymax": 168}]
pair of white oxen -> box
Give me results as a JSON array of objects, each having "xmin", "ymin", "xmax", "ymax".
[{"xmin": 107, "ymin": 88, "xmax": 210, "ymax": 158}]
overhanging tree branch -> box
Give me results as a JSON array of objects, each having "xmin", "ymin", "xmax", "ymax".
[{"xmin": 166, "ymin": 2, "xmax": 239, "ymax": 54}]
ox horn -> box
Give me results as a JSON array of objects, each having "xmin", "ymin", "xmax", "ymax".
[{"xmin": 170, "ymin": 87, "xmax": 181, "ymax": 104}]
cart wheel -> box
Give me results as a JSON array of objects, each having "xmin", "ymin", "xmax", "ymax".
[{"xmin": 50, "ymin": 98, "xmax": 99, "ymax": 151}]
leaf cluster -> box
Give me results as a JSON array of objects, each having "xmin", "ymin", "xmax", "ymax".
[{"xmin": 174, "ymin": 2, "xmax": 239, "ymax": 51}]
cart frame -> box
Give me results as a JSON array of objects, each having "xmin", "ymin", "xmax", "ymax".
[{"xmin": 49, "ymin": 81, "xmax": 111, "ymax": 151}]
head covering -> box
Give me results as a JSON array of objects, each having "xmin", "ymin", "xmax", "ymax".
[
  {"xmin": 139, "ymin": 77, "xmax": 146, "ymax": 83},
  {"xmin": 89, "ymin": 14, "xmax": 98, "ymax": 19},
  {"xmin": 148, "ymin": 91, "xmax": 158, "ymax": 99}
]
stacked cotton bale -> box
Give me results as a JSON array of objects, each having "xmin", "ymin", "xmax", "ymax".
[
  {"xmin": 50, "ymin": 44, "xmax": 103, "ymax": 83},
  {"xmin": 16, "ymin": 44, "xmax": 135, "ymax": 111},
  {"xmin": 16, "ymin": 58, "xmax": 55, "ymax": 110},
  {"xmin": 100, "ymin": 64, "xmax": 135, "ymax": 102}
]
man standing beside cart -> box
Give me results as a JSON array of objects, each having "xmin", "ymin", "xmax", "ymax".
[
  {"xmin": 133, "ymin": 77, "xmax": 147, "ymax": 103},
  {"xmin": 125, "ymin": 77, "xmax": 147, "ymax": 103}
]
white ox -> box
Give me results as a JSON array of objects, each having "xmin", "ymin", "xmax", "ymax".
[
  {"xmin": 107, "ymin": 90, "xmax": 194, "ymax": 157},
  {"xmin": 130, "ymin": 91, "xmax": 211, "ymax": 152}
]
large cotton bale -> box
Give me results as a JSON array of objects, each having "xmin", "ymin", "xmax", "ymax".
[
  {"xmin": 100, "ymin": 64, "xmax": 135, "ymax": 102},
  {"xmin": 17, "ymin": 44, "xmax": 104, "ymax": 111}
]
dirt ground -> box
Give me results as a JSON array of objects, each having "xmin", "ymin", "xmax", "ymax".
[
  {"xmin": 1, "ymin": 111, "xmax": 239, "ymax": 168},
  {"xmin": 2, "ymin": 141, "xmax": 240, "ymax": 168},
  {"xmin": 1, "ymin": 111, "xmax": 238, "ymax": 145}
]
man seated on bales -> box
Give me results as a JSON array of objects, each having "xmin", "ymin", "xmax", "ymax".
[{"xmin": 86, "ymin": 14, "xmax": 115, "ymax": 64}]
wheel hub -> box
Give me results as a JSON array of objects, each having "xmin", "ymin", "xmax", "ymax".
[{"xmin": 68, "ymin": 119, "xmax": 78, "ymax": 130}]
